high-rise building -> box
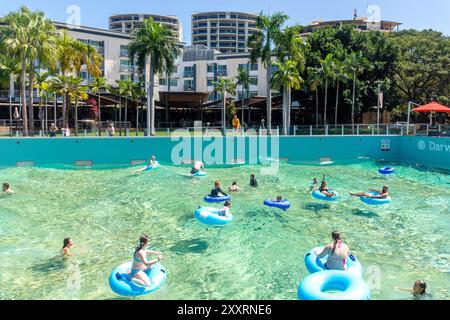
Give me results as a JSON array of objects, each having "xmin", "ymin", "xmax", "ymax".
[
  {"xmin": 192, "ymin": 11, "xmax": 260, "ymax": 54},
  {"xmin": 109, "ymin": 14, "xmax": 183, "ymax": 42}
]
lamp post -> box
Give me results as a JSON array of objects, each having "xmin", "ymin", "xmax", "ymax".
[{"xmin": 406, "ymin": 101, "xmax": 422, "ymax": 135}]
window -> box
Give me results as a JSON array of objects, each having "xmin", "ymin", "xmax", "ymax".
[
  {"xmin": 121, "ymin": 74, "xmax": 131, "ymax": 81},
  {"xmin": 207, "ymin": 65, "xmax": 216, "ymax": 73},
  {"xmin": 249, "ymin": 77, "xmax": 258, "ymax": 86},
  {"xmin": 184, "ymin": 66, "xmax": 194, "ymax": 77},
  {"xmin": 184, "ymin": 80, "xmax": 194, "ymax": 91},
  {"xmin": 120, "ymin": 59, "xmax": 132, "ymax": 72},
  {"xmin": 160, "ymin": 78, "xmax": 178, "ymax": 86},
  {"xmin": 207, "ymin": 79, "xmax": 215, "ymax": 87},
  {"xmin": 217, "ymin": 65, "xmax": 227, "ymax": 76},
  {"xmin": 120, "ymin": 45, "xmax": 129, "ymax": 57}
]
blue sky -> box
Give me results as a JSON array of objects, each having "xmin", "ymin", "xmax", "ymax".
[{"xmin": 1, "ymin": 0, "xmax": 449, "ymax": 43}]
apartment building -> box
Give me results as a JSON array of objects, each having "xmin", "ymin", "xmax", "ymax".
[{"xmin": 192, "ymin": 11, "xmax": 260, "ymax": 54}]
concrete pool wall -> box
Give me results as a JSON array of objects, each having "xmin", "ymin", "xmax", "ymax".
[{"xmin": 0, "ymin": 136, "xmax": 448, "ymax": 170}]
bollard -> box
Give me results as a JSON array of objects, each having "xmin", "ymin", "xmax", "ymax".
[{"xmin": 84, "ymin": 129, "xmax": 87, "ymax": 137}]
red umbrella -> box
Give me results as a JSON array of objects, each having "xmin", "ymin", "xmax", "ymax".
[{"xmin": 411, "ymin": 101, "xmax": 450, "ymax": 113}]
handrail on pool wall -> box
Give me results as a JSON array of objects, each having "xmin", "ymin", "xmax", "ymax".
[{"xmin": 0, "ymin": 136, "xmax": 448, "ymax": 171}]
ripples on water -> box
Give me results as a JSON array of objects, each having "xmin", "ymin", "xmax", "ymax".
[{"xmin": 0, "ymin": 161, "xmax": 448, "ymax": 300}]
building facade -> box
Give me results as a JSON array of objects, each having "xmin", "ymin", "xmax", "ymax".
[
  {"xmin": 157, "ymin": 45, "xmax": 269, "ymax": 103},
  {"xmin": 109, "ymin": 14, "xmax": 183, "ymax": 42},
  {"xmin": 192, "ymin": 11, "xmax": 260, "ymax": 54}
]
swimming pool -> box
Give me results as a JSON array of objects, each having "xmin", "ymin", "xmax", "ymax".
[{"xmin": 0, "ymin": 160, "xmax": 448, "ymax": 300}]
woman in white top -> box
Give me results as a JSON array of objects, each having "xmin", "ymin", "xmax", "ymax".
[{"xmin": 62, "ymin": 124, "xmax": 71, "ymax": 137}]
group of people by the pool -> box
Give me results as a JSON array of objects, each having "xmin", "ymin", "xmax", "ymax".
[
  {"xmin": 59, "ymin": 156, "xmax": 429, "ymax": 298},
  {"xmin": 63, "ymin": 232, "xmax": 430, "ymax": 298}
]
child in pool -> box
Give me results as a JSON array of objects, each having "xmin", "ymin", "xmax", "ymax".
[
  {"xmin": 394, "ymin": 280, "xmax": 431, "ymax": 299},
  {"xmin": 219, "ymin": 201, "xmax": 232, "ymax": 217},
  {"xmin": 309, "ymin": 178, "xmax": 318, "ymax": 191},
  {"xmin": 62, "ymin": 238, "xmax": 76, "ymax": 257},
  {"xmin": 2, "ymin": 183, "xmax": 14, "ymax": 195},
  {"xmin": 229, "ymin": 182, "xmax": 239, "ymax": 192},
  {"xmin": 210, "ymin": 181, "xmax": 228, "ymax": 197},
  {"xmin": 272, "ymin": 196, "xmax": 283, "ymax": 202},
  {"xmin": 250, "ymin": 174, "xmax": 258, "ymax": 187}
]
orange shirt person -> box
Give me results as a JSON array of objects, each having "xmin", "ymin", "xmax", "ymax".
[{"xmin": 232, "ymin": 114, "xmax": 241, "ymax": 133}]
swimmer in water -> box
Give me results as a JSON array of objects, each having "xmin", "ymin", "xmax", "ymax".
[
  {"xmin": 190, "ymin": 160, "xmax": 205, "ymax": 175},
  {"xmin": 131, "ymin": 156, "xmax": 158, "ymax": 174},
  {"xmin": 309, "ymin": 178, "xmax": 318, "ymax": 192},
  {"xmin": 210, "ymin": 181, "xmax": 228, "ymax": 198},
  {"xmin": 349, "ymin": 186, "xmax": 389, "ymax": 199},
  {"xmin": 272, "ymin": 196, "xmax": 283, "ymax": 202},
  {"xmin": 2, "ymin": 183, "xmax": 14, "ymax": 195},
  {"xmin": 128, "ymin": 235, "xmax": 163, "ymax": 287},
  {"xmin": 229, "ymin": 181, "xmax": 239, "ymax": 192},
  {"xmin": 315, "ymin": 231, "xmax": 350, "ymax": 271},
  {"xmin": 314, "ymin": 175, "xmax": 336, "ymax": 198},
  {"xmin": 219, "ymin": 201, "xmax": 232, "ymax": 217},
  {"xmin": 250, "ymin": 174, "xmax": 258, "ymax": 187},
  {"xmin": 62, "ymin": 238, "xmax": 75, "ymax": 257}
]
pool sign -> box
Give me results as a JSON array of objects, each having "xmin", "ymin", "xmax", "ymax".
[
  {"xmin": 381, "ymin": 139, "xmax": 390, "ymax": 152},
  {"xmin": 418, "ymin": 140, "xmax": 450, "ymax": 152},
  {"xmin": 417, "ymin": 140, "xmax": 426, "ymax": 151}
]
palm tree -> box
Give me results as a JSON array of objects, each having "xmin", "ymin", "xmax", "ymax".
[
  {"xmin": 274, "ymin": 25, "xmax": 307, "ymax": 134},
  {"xmin": 55, "ymin": 30, "xmax": 102, "ymax": 128},
  {"xmin": 0, "ymin": 55, "xmax": 21, "ymax": 135},
  {"xmin": 34, "ymin": 71, "xmax": 51, "ymax": 134},
  {"xmin": 345, "ymin": 51, "xmax": 370, "ymax": 131},
  {"xmin": 332, "ymin": 58, "xmax": 350, "ymax": 128},
  {"xmin": 67, "ymin": 77, "xmax": 88, "ymax": 136},
  {"xmin": 213, "ymin": 78, "xmax": 237, "ymax": 135},
  {"xmin": 131, "ymin": 82, "xmax": 145, "ymax": 135},
  {"xmin": 315, "ymin": 53, "xmax": 335, "ymax": 126},
  {"xmin": 116, "ymin": 79, "xmax": 134, "ymax": 135},
  {"xmin": 49, "ymin": 75, "xmax": 73, "ymax": 127},
  {"xmin": 1, "ymin": 6, "xmax": 35, "ymax": 136},
  {"xmin": 129, "ymin": 18, "xmax": 178, "ymax": 136},
  {"xmin": 248, "ymin": 11, "xmax": 289, "ymax": 135},
  {"xmin": 271, "ymin": 60, "xmax": 304, "ymax": 135},
  {"xmin": 235, "ymin": 66, "xmax": 250, "ymax": 125},
  {"xmin": 27, "ymin": 10, "xmax": 57, "ymax": 135},
  {"xmin": 307, "ymin": 66, "xmax": 321, "ymax": 127},
  {"xmin": 90, "ymin": 77, "xmax": 108, "ymax": 135}
]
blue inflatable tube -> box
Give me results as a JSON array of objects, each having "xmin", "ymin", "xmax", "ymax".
[
  {"xmin": 304, "ymin": 246, "xmax": 363, "ymax": 278},
  {"xmin": 378, "ymin": 167, "xmax": 394, "ymax": 175},
  {"xmin": 143, "ymin": 162, "xmax": 160, "ymax": 171},
  {"xmin": 109, "ymin": 261, "xmax": 167, "ymax": 297},
  {"xmin": 264, "ymin": 199, "xmax": 291, "ymax": 210},
  {"xmin": 204, "ymin": 195, "xmax": 231, "ymax": 203},
  {"xmin": 298, "ymin": 270, "xmax": 371, "ymax": 300},
  {"xmin": 192, "ymin": 171, "xmax": 207, "ymax": 177},
  {"xmin": 360, "ymin": 192, "xmax": 391, "ymax": 206},
  {"xmin": 311, "ymin": 189, "xmax": 339, "ymax": 202},
  {"xmin": 194, "ymin": 206, "xmax": 233, "ymax": 226}
]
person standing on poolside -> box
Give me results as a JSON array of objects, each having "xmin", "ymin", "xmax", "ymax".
[
  {"xmin": 107, "ymin": 122, "xmax": 115, "ymax": 136},
  {"xmin": 190, "ymin": 160, "xmax": 205, "ymax": 175},
  {"xmin": 349, "ymin": 186, "xmax": 389, "ymax": 199},
  {"xmin": 62, "ymin": 123, "xmax": 71, "ymax": 137},
  {"xmin": 128, "ymin": 235, "xmax": 163, "ymax": 287},
  {"xmin": 62, "ymin": 238, "xmax": 76, "ymax": 257},
  {"xmin": 315, "ymin": 231, "xmax": 350, "ymax": 271},
  {"xmin": 2, "ymin": 183, "xmax": 14, "ymax": 195},
  {"xmin": 49, "ymin": 123, "xmax": 59, "ymax": 137},
  {"xmin": 232, "ymin": 114, "xmax": 241, "ymax": 134}
]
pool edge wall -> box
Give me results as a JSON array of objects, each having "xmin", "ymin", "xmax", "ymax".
[{"xmin": 0, "ymin": 136, "xmax": 448, "ymax": 170}]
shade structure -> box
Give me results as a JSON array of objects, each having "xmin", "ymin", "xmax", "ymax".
[{"xmin": 412, "ymin": 101, "xmax": 450, "ymax": 113}]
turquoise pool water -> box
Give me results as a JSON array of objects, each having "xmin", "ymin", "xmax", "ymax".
[{"xmin": 0, "ymin": 161, "xmax": 449, "ymax": 300}]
